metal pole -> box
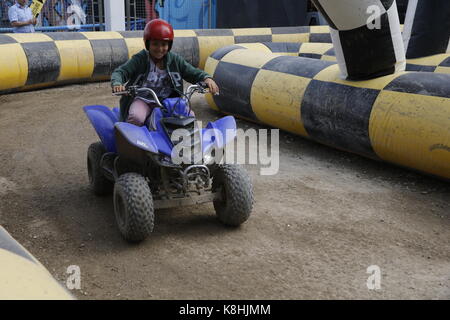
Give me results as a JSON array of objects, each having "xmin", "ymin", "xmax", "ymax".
[
  {"xmin": 99, "ymin": 0, "xmax": 104, "ymax": 30},
  {"xmin": 105, "ymin": 0, "xmax": 125, "ymax": 31},
  {"xmin": 208, "ymin": 0, "xmax": 212, "ymax": 29},
  {"xmin": 126, "ymin": 0, "xmax": 131, "ymax": 30},
  {"xmin": 133, "ymin": 0, "xmax": 137, "ymax": 30},
  {"xmin": 201, "ymin": 0, "xmax": 204, "ymax": 28},
  {"xmin": 91, "ymin": 0, "xmax": 94, "ymax": 29}
]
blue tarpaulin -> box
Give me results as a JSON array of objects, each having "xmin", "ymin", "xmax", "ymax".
[{"xmin": 155, "ymin": 0, "xmax": 216, "ymax": 29}]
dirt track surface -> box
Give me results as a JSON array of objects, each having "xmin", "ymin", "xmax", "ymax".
[{"xmin": 0, "ymin": 82, "xmax": 449, "ymax": 300}]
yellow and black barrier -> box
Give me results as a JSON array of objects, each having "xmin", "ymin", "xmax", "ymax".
[
  {"xmin": 236, "ymin": 42, "xmax": 336, "ymax": 60},
  {"xmin": 173, "ymin": 25, "xmax": 331, "ymax": 69},
  {"xmin": 235, "ymin": 42, "xmax": 450, "ymax": 74},
  {"xmin": 0, "ymin": 26, "xmax": 331, "ymax": 94},
  {"xmin": 405, "ymin": 54, "xmax": 450, "ymax": 74},
  {"xmin": 0, "ymin": 31, "xmax": 139, "ymax": 94},
  {"xmin": 204, "ymin": 45, "xmax": 450, "ymax": 180},
  {"xmin": 0, "ymin": 226, "xmax": 73, "ymax": 299}
]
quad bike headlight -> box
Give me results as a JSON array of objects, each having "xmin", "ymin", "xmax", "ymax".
[
  {"xmin": 203, "ymin": 153, "xmax": 214, "ymax": 165},
  {"xmin": 203, "ymin": 145, "xmax": 224, "ymax": 166}
]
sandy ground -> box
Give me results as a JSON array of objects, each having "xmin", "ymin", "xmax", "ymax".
[{"xmin": 0, "ymin": 82, "xmax": 449, "ymax": 300}]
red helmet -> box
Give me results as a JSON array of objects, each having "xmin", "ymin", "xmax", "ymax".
[{"xmin": 143, "ymin": 19, "xmax": 174, "ymax": 51}]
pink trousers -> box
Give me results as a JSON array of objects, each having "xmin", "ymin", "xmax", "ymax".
[
  {"xmin": 126, "ymin": 99, "xmax": 155, "ymax": 127},
  {"xmin": 127, "ymin": 98, "xmax": 195, "ymax": 127}
]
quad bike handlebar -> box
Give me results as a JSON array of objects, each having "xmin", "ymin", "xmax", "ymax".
[
  {"xmin": 113, "ymin": 82, "xmax": 209, "ymax": 116},
  {"xmin": 113, "ymin": 87, "xmax": 164, "ymax": 107},
  {"xmin": 113, "ymin": 82, "xmax": 209, "ymax": 106}
]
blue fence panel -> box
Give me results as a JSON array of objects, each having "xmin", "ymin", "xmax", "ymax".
[{"xmin": 155, "ymin": 0, "xmax": 216, "ymax": 29}]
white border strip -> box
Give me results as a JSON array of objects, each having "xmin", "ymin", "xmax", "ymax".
[
  {"xmin": 402, "ymin": 0, "xmax": 418, "ymax": 54},
  {"xmin": 388, "ymin": 1, "xmax": 406, "ymax": 72},
  {"xmin": 329, "ymin": 28, "xmax": 348, "ymax": 79}
]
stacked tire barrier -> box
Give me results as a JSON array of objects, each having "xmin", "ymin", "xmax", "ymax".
[
  {"xmin": 310, "ymin": 0, "xmax": 406, "ymax": 80},
  {"xmin": 204, "ymin": 45, "xmax": 450, "ymax": 180},
  {"xmin": 0, "ymin": 26, "xmax": 331, "ymax": 94}
]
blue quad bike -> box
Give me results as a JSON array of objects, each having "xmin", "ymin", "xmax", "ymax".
[{"xmin": 83, "ymin": 83, "xmax": 254, "ymax": 242}]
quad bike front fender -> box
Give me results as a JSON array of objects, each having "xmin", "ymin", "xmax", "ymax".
[
  {"xmin": 83, "ymin": 105, "xmax": 120, "ymax": 153},
  {"xmin": 114, "ymin": 122, "xmax": 165, "ymax": 154},
  {"xmin": 202, "ymin": 116, "xmax": 237, "ymax": 152}
]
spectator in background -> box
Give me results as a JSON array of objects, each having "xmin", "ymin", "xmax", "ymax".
[{"xmin": 8, "ymin": 0, "xmax": 36, "ymax": 33}]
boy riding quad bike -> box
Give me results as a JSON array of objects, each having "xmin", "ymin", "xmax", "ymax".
[
  {"xmin": 83, "ymin": 83, "xmax": 254, "ymax": 242},
  {"xmin": 83, "ymin": 19, "xmax": 253, "ymax": 243}
]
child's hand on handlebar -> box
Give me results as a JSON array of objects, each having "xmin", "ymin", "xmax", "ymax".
[
  {"xmin": 112, "ymin": 85, "xmax": 127, "ymax": 93},
  {"xmin": 204, "ymin": 78, "xmax": 220, "ymax": 95}
]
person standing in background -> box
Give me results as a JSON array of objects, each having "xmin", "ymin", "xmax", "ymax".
[{"xmin": 8, "ymin": 0, "xmax": 36, "ymax": 33}]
